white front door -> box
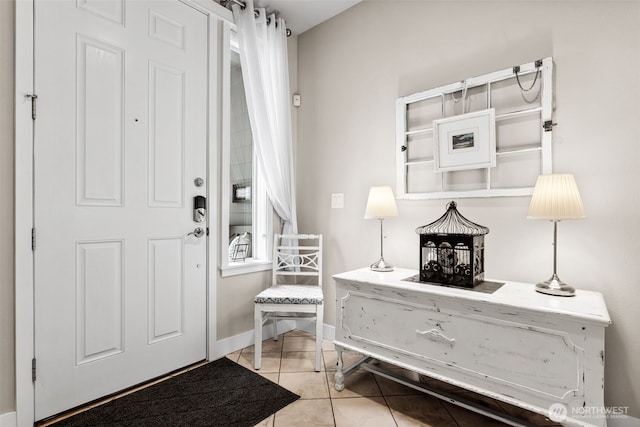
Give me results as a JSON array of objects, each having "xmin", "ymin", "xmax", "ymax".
[{"xmin": 34, "ymin": 0, "xmax": 208, "ymax": 419}]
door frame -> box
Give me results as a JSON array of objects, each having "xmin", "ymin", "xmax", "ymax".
[{"xmin": 14, "ymin": 1, "xmax": 233, "ymax": 424}]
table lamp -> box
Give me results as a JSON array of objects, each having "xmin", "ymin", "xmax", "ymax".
[
  {"xmin": 365, "ymin": 186, "xmax": 398, "ymax": 272},
  {"xmin": 527, "ymin": 174, "xmax": 586, "ymax": 296}
]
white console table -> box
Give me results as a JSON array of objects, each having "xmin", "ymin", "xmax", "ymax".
[{"xmin": 333, "ymin": 268, "xmax": 611, "ymax": 427}]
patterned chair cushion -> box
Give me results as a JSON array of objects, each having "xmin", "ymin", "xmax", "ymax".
[{"xmin": 255, "ymin": 285, "xmax": 323, "ymax": 305}]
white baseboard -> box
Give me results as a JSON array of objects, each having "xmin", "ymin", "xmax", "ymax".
[
  {"xmin": 294, "ymin": 320, "xmax": 335, "ymax": 341},
  {"xmin": 0, "ymin": 411, "xmax": 16, "ymax": 427},
  {"xmin": 210, "ymin": 320, "xmax": 296, "ymax": 359},
  {"xmin": 210, "ymin": 321, "xmax": 335, "ymax": 360}
]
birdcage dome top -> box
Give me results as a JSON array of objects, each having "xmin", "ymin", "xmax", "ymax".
[{"xmin": 415, "ymin": 201, "xmax": 489, "ymax": 236}]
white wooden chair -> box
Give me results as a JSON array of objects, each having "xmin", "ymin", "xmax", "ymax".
[{"xmin": 254, "ymin": 234, "xmax": 324, "ymax": 371}]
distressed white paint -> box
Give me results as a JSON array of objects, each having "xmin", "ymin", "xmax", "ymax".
[{"xmin": 333, "ymin": 268, "xmax": 610, "ymax": 427}]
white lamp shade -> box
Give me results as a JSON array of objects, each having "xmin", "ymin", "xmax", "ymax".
[
  {"xmin": 364, "ymin": 186, "xmax": 398, "ymax": 219},
  {"xmin": 527, "ymin": 174, "xmax": 586, "ymax": 220}
]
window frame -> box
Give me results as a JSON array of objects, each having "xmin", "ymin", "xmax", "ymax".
[
  {"xmin": 396, "ymin": 57, "xmax": 553, "ymax": 199},
  {"xmin": 219, "ymin": 24, "xmax": 273, "ymax": 277}
]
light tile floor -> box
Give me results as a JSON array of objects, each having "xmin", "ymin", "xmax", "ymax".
[{"xmin": 228, "ymin": 330, "xmax": 561, "ymax": 427}]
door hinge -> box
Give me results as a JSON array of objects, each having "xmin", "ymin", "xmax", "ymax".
[
  {"xmin": 25, "ymin": 94, "xmax": 38, "ymax": 120},
  {"xmin": 31, "ymin": 228, "xmax": 36, "ymax": 251},
  {"xmin": 543, "ymin": 120, "xmax": 557, "ymax": 132},
  {"xmin": 32, "ymin": 358, "xmax": 36, "ymax": 382}
]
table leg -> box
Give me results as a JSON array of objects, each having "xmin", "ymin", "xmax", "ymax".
[{"xmin": 334, "ymin": 345, "xmax": 345, "ymax": 391}]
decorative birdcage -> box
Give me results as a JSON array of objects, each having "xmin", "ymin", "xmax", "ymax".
[{"xmin": 415, "ymin": 201, "xmax": 489, "ymax": 288}]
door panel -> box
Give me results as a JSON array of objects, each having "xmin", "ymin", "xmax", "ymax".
[
  {"xmin": 77, "ymin": 0, "xmax": 125, "ymax": 24},
  {"xmin": 34, "ymin": 0, "xmax": 208, "ymax": 419},
  {"xmin": 148, "ymin": 61, "xmax": 185, "ymax": 207},
  {"xmin": 76, "ymin": 240, "xmax": 124, "ymax": 364},
  {"xmin": 148, "ymin": 237, "xmax": 184, "ymax": 343},
  {"xmin": 76, "ymin": 36, "xmax": 125, "ymax": 206}
]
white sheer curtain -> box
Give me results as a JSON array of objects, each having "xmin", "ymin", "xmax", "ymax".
[{"xmin": 232, "ymin": 0, "xmax": 298, "ymax": 235}]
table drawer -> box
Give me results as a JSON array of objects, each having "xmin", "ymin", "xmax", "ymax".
[{"xmin": 339, "ymin": 289, "xmax": 584, "ymax": 401}]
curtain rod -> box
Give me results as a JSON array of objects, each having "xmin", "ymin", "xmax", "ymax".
[
  {"xmin": 221, "ymin": 0, "xmax": 245, "ymax": 9},
  {"xmin": 219, "ymin": 0, "xmax": 292, "ymax": 36}
]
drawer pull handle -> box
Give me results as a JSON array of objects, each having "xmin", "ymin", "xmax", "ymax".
[{"xmin": 416, "ymin": 329, "xmax": 455, "ymax": 348}]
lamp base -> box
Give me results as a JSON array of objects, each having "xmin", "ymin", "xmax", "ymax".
[
  {"xmin": 535, "ymin": 274, "xmax": 575, "ymax": 297},
  {"xmin": 370, "ymin": 258, "xmax": 394, "ymax": 272}
]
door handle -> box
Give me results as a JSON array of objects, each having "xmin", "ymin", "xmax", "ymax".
[{"xmin": 187, "ymin": 227, "xmax": 205, "ymax": 238}]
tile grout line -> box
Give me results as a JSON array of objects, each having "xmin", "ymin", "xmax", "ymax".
[
  {"xmin": 324, "ymin": 355, "xmax": 339, "ymax": 427},
  {"xmin": 441, "ymin": 399, "xmax": 463, "ymax": 427}
]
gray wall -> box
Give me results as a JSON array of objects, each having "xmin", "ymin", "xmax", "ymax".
[
  {"xmin": 0, "ymin": 0, "xmax": 16, "ymax": 416},
  {"xmin": 296, "ymin": 0, "xmax": 639, "ymax": 417}
]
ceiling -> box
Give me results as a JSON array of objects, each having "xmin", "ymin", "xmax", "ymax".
[{"xmin": 253, "ymin": 0, "xmax": 362, "ymax": 34}]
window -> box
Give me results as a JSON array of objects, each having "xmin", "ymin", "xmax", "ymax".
[{"xmin": 220, "ymin": 31, "xmax": 273, "ymax": 276}]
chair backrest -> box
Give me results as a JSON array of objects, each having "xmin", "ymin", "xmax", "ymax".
[{"xmin": 272, "ymin": 234, "xmax": 323, "ymax": 287}]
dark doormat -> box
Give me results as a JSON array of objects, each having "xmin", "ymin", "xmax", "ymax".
[{"xmin": 49, "ymin": 357, "xmax": 299, "ymax": 427}]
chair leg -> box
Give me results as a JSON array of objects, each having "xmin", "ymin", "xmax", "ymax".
[
  {"xmin": 315, "ymin": 304, "xmax": 323, "ymax": 372},
  {"xmin": 254, "ymin": 304, "xmax": 262, "ymax": 370},
  {"xmin": 272, "ymin": 318, "xmax": 278, "ymax": 341}
]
